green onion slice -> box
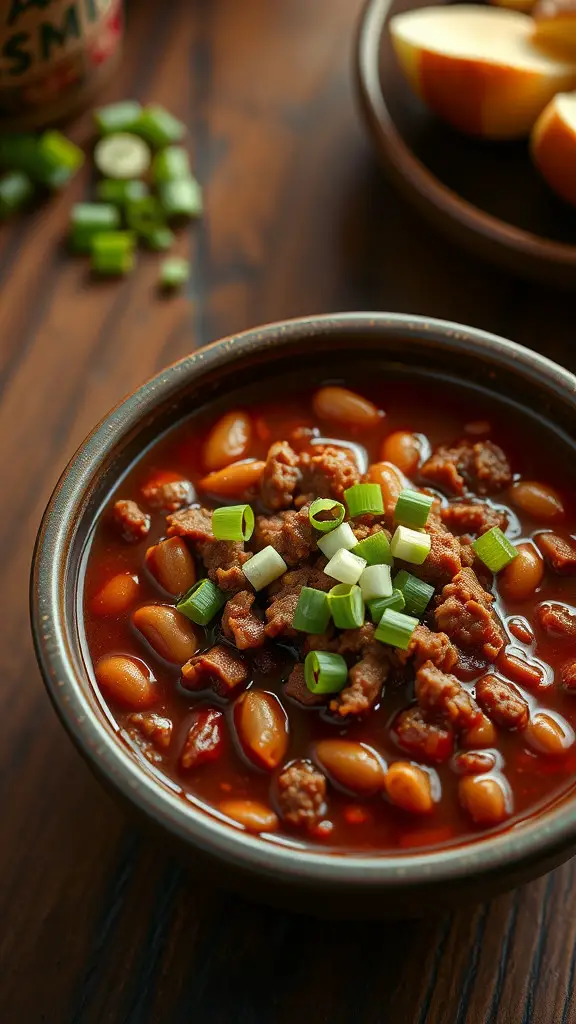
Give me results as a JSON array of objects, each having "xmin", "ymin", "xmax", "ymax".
[
  {"xmin": 292, "ymin": 587, "xmax": 331, "ymax": 634},
  {"xmin": 94, "ymin": 132, "xmax": 151, "ymax": 180},
  {"xmin": 0, "ymin": 171, "xmax": 34, "ymax": 217},
  {"xmin": 317, "ymin": 521, "xmax": 357, "ymax": 559},
  {"xmin": 325, "ymin": 548, "xmax": 366, "ymax": 585},
  {"xmin": 368, "ymin": 590, "xmax": 405, "ymax": 622},
  {"xmin": 94, "ymin": 100, "xmax": 143, "ymax": 136},
  {"xmin": 393, "ymin": 570, "xmax": 434, "ymax": 617},
  {"xmin": 472, "ymin": 526, "xmax": 518, "ymax": 573},
  {"xmin": 242, "ymin": 546, "xmax": 287, "ymax": 590},
  {"xmin": 158, "ymin": 177, "xmax": 203, "ymax": 219},
  {"xmin": 126, "ymin": 196, "xmax": 165, "ymax": 238},
  {"xmin": 308, "ymin": 498, "xmax": 345, "ymax": 533},
  {"xmin": 144, "ymin": 226, "xmax": 176, "ymax": 251},
  {"xmin": 160, "ymin": 256, "xmax": 190, "ymax": 289},
  {"xmin": 344, "ymin": 482, "xmax": 384, "ymax": 517},
  {"xmin": 177, "ymin": 578, "xmax": 226, "ymax": 625},
  {"xmin": 36, "ymin": 130, "xmax": 84, "ymax": 188},
  {"xmin": 70, "ymin": 202, "xmax": 121, "ymax": 251},
  {"xmin": 394, "ymin": 489, "xmax": 434, "ymax": 529},
  {"xmin": 212, "ymin": 504, "xmax": 254, "ymax": 542},
  {"xmin": 352, "ymin": 530, "xmax": 392, "ymax": 566},
  {"xmin": 152, "ymin": 145, "xmax": 191, "ymax": 183},
  {"xmin": 328, "ymin": 583, "xmax": 365, "ymax": 629},
  {"xmin": 304, "ymin": 650, "xmax": 348, "ymax": 694},
  {"xmin": 375, "ymin": 608, "xmax": 419, "ymax": 650},
  {"xmin": 91, "ymin": 231, "xmax": 136, "ymax": 275},
  {"xmin": 134, "ymin": 104, "xmax": 187, "ymax": 148},
  {"xmin": 359, "ymin": 563, "xmax": 392, "ymax": 602},
  {"xmin": 96, "ymin": 178, "xmax": 149, "ymax": 205},
  {"xmin": 390, "ymin": 525, "xmax": 431, "ymax": 565}
]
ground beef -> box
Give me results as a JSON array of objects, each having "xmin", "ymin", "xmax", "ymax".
[
  {"xmin": 440, "ymin": 502, "xmax": 508, "ymax": 536},
  {"xmin": 475, "ymin": 675, "xmax": 529, "ymax": 730},
  {"xmin": 180, "ymin": 708, "xmax": 225, "ymax": 769},
  {"xmin": 141, "ymin": 475, "xmax": 194, "ymax": 512},
  {"xmin": 352, "ymin": 520, "xmax": 390, "ymax": 544},
  {"xmin": 421, "ymin": 439, "xmax": 511, "ymax": 496},
  {"xmin": 393, "ymin": 706, "xmax": 454, "ymax": 763},
  {"xmin": 304, "ymin": 631, "xmax": 339, "ymax": 655},
  {"xmin": 329, "ymin": 648, "xmax": 390, "ymax": 718},
  {"xmin": 284, "ymin": 663, "xmax": 327, "ymax": 706},
  {"xmin": 452, "ymin": 750, "xmax": 497, "ymax": 775},
  {"xmin": 537, "ymin": 533, "xmax": 576, "ymax": 575},
  {"xmin": 289, "ymin": 425, "xmax": 318, "ymax": 451},
  {"xmin": 417, "ymin": 514, "xmax": 462, "ymax": 586},
  {"xmin": 435, "ymin": 568, "xmax": 504, "ymax": 661},
  {"xmin": 167, "ymin": 506, "xmax": 250, "ymax": 592},
  {"xmin": 276, "ymin": 759, "xmax": 327, "ymax": 829},
  {"xmin": 337, "ymin": 622, "xmax": 379, "ymax": 656},
  {"xmin": 415, "ymin": 661, "xmax": 482, "ymax": 731},
  {"xmin": 397, "ymin": 624, "xmax": 458, "ymax": 673},
  {"xmin": 222, "ymin": 590, "xmax": 266, "ymax": 649},
  {"xmin": 181, "ymin": 645, "xmax": 248, "ymax": 697},
  {"xmin": 561, "ymin": 661, "xmax": 576, "ymax": 692},
  {"xmin": 298, "ymin": 444, "xmax": 360, "ymax": 502},
  {"xmin": 265, "ymin": 566, "xmax": 332, "ymax": 638},
  {"xmin": 113, "ymin": 499, "xmax": 150, "ymax": 542},
  {"xmin": 127, "ymin": 712, "xmax": 172, "ymax": 749},
  {"xmin": 254, "ymin": 505, "xmax": 315, "ymax": 566},
  {"xmin": 260, "ymin": 441, "xmax": 301, "ymax": 510},
  {"xmin": 536, "ymin": 603, "xmax": 576, "ymax": 639}
]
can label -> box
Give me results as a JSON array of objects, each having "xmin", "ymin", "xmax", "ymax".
[{"xmin": 0, "ymin": 0, "xmax": 122, "ymax": 118}]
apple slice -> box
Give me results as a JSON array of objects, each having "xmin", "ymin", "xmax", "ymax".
[
  {"xmin": 533, "ymin": 0, "xmax": 576, "ymax": 59},
  {"xmin": 390, "ymin": 6, "xmax": 576, "ymax": 139},
  {"xmin": 490, "ymin": 0, "xmax": 535, "ymax": 12},
  {"xmin": 531, "ymin": 91, "xmax": 576, "ymax": 205}
]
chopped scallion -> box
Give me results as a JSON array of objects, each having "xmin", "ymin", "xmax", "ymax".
[
  {"xmin": 308, "ymin": 498, "xmax": 345, "ymax": 533},
  {"xmin": 212, "ymin": 504, "xmax": 254, "ymax": 542},
  {"xmin": 368, "ymin": 590, "xmax": 405, "ymax": 622},
  {"xmin": 393, "ymin": 570, "xmax": 434, "ymax": 617},
  {"xmin": 160, "ymin": 256, "xmax": 190, "ymax": 290},
  {"xmin": 144, "ymin": 226, "xmax": 176, "ymax": 251},
  {"xmin": 158, "ymin": 177, "xmax": 203, "ymax": 219},
  {"xmin": 134, "ymin": 104, "xmax": 187, "ymax": 148},
  {"xmin": 96, "ymin": 178, "xmax": 149, "ymax": 205},
  {"xmin": 94, "ymin": 132, "xmax": 151, "ymax": 180},
  {"xmin": 328, "ymin": 584, "xmax": 365, "ymax": 629},
  {"xmin": 324, "ymin": 548, "xmax": 366, "ymax": 585},
  {"xmin": 94, "ymin": 100, "xmax": 143, "ymax": 136},
  {"xmin": 292, "ymin": 587, "xmax": 331, "ymax": 634},
  {"xmin": 304, "ymin": 650, "xmax": 348, "ymax": 694},
  {"xmin": 352, "ymin": 530, "xmax": 392, "ymax": 566},
  {"xmin": 177, "ymin": 578, "xmax": 226, "ymax": 625},
  {"xmin": 70, "ymin": 202, "xmax": 121, "ymax": 252},
  {"xmin": 472, "ymin": 526, "xmax": 518, "ymax": 573},
  {"xmin": 152, "ymin": 145, "xmax": 191, "ymax": 183},
  {"xmin": 375, "ymin": 608, "xmax": 418, "ymax": 650},
  {"xmin": 344, "ymin": 482, "xmax": 384, "ymax": 517},
  {"xmin": 390, "ymin": 525, "xmax": 431, "ymax": 565},
  {"xmin": 35, "ymin": 130, "xmax": 84, "ymax": 188},
  {"xmin": 0, "ymin": 171, "xmax": 34, "ymax": 217},
  {"xmin": 394, "ymin": 489, "xmax": 434, "ymax": 529},
  {"xmin": 91, "ymin": 231, "xmax": 136, "ymax": 275},
  {"xmin": 317, "ymin": 521, "xmax": 357, "ymax": 560},
  {"xmin": 242, "ymin": 546, "xmax": 287, "ymax": 590},
  {"xmin": 359, "ymin": 563, "xmax": 392, "ymax": 602},
  {"xmin": 126, "ymin": 196, "xmax": 165, "ymax": 238}
]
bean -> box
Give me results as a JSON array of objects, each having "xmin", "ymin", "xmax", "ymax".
[
  {"xmin": 91, "ymin": 573, "xmax": 139, "ymax": 616},
  {"xmin": 496, "ymin": 651, "xmax": 544, "ymax": 691},
  {"xmin": 234, "ymin": 690, "xmax": 289, "ymax": 771},
  {"xmin": 367, "ymin": 461, "xmax": 408, "ymax": 517},
  {"xmin": 146, "ymin": 537, "xmax": 196, "ymax": 596},
  {"xmin": 312, "ymin": 385, "xmax": 381, "ymax": 430},
  {"xmin": 460, "ymin": 713, "xmax": 497, "ymax": 749},
  {"xmin": 203, "ymin": 410, "xmax": 253, "ymax": 471},
  {"xmin": 220, "ymin": 799, "xmax": 279, "ymax": 833},
  {"xmin": 498, "ymin": 543, "xmax": 544, "ymax": 602},
  {"xmin": 525, "ymin": 713, "xmax": 575, "ymax": 756},
  {"xmin": 199, "ymin": 460, "xmax": 266, "ymax": 498},
  {"xmin": 132, "ymin": 604, "xmax": 200, "ymax": 664},
  {"xmin": 380, "ymin": 431, "xmax": 421, "ymax": 476},
  {"xmin": 459, "ymin": 774, "xmax": 512, "ymax": 826},
  {"xmin": 315, "ymin": 738, "xmax": 386, "ymax": 795},
  {"xmin": 385, "ymin": 761, "xmax": 433, "ymax": 813},
  {"xmin": 95, "ymin": 655, "xmax": 157, "ymax": 710},
  {"xmin": 509, "ymin": 480, "xmax": 564, "ymax": 522}
]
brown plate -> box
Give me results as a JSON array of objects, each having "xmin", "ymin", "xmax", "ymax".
[{"xmin": 355, "ymin": 0, "xmax": 576, "ymax": 287}]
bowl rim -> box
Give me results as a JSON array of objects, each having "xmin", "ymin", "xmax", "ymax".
[
  {"xmin": 31, "ymin": 311, "xmax": 576, "ymax": 890},
  {"xmin": 355, "ymin": 0, "xmax": 576, "ymax": 278}
]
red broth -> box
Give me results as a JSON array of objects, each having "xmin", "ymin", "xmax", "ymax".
[{"xmin": 82, "ymin": 375, "xmax": 576, "ymax": 852}]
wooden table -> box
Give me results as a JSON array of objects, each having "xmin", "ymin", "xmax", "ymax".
[{"xmin": 3, "ymin": 1, "xmax": 576, "ymax": 1020}]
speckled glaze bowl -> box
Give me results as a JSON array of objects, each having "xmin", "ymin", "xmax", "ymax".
[{"xmin": 31, "ymin": 313, "xmax": 576, "ymax": 917}]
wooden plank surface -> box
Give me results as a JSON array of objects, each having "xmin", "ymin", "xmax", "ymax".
[{"xmin": 2, "ymin": 1, "xmax": 576, "ymax": 1020}]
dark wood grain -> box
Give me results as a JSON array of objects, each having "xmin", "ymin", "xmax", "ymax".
[{"xmin": 2, "ymin": 1, "xmax": 576, "ymax": 1021}]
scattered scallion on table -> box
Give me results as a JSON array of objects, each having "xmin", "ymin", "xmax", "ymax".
[
  {"xmin": 152, "ymin": 145, "xmax": 191, "ymax": 183},
  {"xmin": 134, "ymin": 104, "xmax": 187, "ymax": 147},
  {"xmin": 304, "ymin": 650, "xmax": 348, "ymax": 695},
  {"xmin": 0, "ymin": 171, "xmax": 34, "ymax": 217},
  {"xmin": 160, "ymin": 256, "xmax": 190, "ymax": 290},
  {"xmin": 96, "ymin": 178, "xmax": 150, "ymax": 205},
  {"xmin": 70, "ymin": 203, "xmax": 121, "ymax": 252},
  {"xmin": 94, "ymin": 100, "xmax": 143, "ymax": 136},
  {"xmin": 94, "ymin": 132, "xmax": 151, "ymax": 180},
  {"xmin": 91, "ymin": 231, "xmax": 136, "ymax": 275},
  {"xmin": 158, "ymin": 177, "xmax": 203, "ymax": 219}
]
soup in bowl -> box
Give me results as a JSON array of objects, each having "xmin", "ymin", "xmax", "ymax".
[{"xmin": 31, "ymin": 314, "xmax": 576, "ymax": 915}]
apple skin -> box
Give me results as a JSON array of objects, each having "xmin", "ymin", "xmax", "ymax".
[{"xmin": 531, "ymin": 95, "xmax": 576, "ymax": 207}]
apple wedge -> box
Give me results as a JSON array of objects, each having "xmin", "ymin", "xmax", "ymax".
[
  {"xmin": 533, "ymin": 0, "xmax": 576, "ymax": 59},
  {"xmin": 390, "ymin": 6, "xmax": 576, "ymax": 139},
  {"xmin": 531, "ymin": 91, "xmax": 576, "ymax": 205}
]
